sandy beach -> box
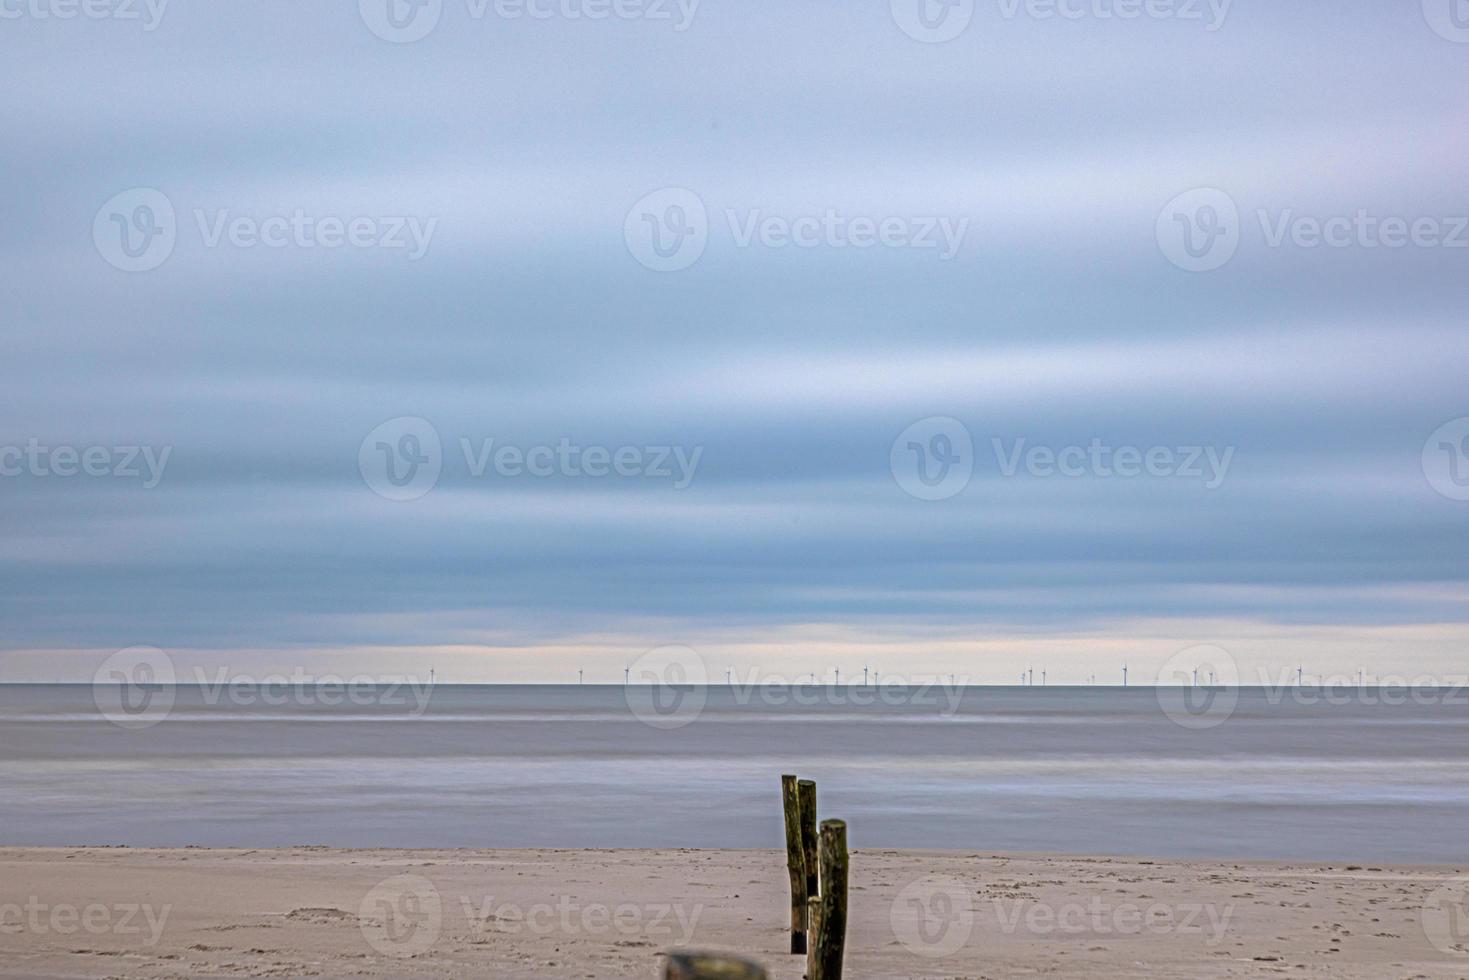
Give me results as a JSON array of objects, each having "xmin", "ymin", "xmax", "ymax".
[{"xmin": 2, "ymin": 846, "xmax": 1466, "ymax": 978}]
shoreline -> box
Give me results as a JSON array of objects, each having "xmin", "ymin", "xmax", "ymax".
[{"xmin": 2, "ymin": 846, "xmax": 1465, "ymax": 978}]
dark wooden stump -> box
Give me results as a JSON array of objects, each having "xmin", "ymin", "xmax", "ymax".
[
  {"xmin": 813, "ymin": 819, "xmax": 848, "ymax": 980},
  {"xmin": 780, "ymin": 773, "xmax": 807, "ymax": 953},
  {"xmin": 797, "ymin": 778, "xmax": 818, "ymax": 900}
]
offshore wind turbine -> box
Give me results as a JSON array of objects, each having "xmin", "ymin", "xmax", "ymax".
[{"xmin": 1122, "ymin": 663, "xmax": 1128, "ymax": 686}]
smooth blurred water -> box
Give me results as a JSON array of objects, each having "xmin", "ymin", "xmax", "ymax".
[{"xmin": 2, "ymin": 684, "xmax": 1467, "ymax": 861}]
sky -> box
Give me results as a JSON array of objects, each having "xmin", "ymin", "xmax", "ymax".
[{"xmin": 1, "ymin": 0, "xmax": 1467, "ymax": 685}]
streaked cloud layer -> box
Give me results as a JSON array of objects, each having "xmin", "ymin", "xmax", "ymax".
[{"xmin": 2, "ymin": 0, "xmax": 1467, "ymax": 681}]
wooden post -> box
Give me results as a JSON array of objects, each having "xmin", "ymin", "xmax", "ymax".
[
  {"xmin": 814, "ymin": 819, "xmax": 848, "ymax": 980},
  {"xmin": 797, "ymin": 779, "xmax": 818, "ymax": 900},
  {"xmin": 806, "ymin": 895, "xmax": 822, "ymax": 980},
  {"xmin": 665, "ymin": 951, "xmax": 768, "ymax": 979},
  {"xmin": 780, "ymin": 774, "xmax": 807, "ymax": 953}
]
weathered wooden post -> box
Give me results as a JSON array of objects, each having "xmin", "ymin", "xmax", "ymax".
[
  {"xmin": 797, "ymin": 778, "xmax": 818, "ymax": 900},
  {"xmin": 780, "ymin": 774, "xmax": 807, "ymax": 953},
  {"xmin": 806, "ymin": 894, "xmax": 822, "ymax": 980},
  {"xmin": 665, "ymin": 951, "xmax": 768, "ymax": 979},
  {"xmin": 813, "ymin": 819, "xmax": 848, "ymax": 980}
]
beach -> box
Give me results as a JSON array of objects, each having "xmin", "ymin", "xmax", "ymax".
[{"xmin": 2, "ymin": 846, "xmax": 1466, "ymax": 978}]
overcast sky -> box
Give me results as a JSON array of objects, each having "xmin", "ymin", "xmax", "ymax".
[{"xmin": 2, "ymin": 0, "xmax": 1467, "ymax": 683}]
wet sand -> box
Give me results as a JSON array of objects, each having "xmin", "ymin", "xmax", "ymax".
[{"xmin": 1, "ymin": 847, "xmax": 1466, "ymax": 978}]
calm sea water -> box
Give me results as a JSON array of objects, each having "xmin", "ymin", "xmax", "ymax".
[{"xmin": 2, "ymin": 684, "xmax": 1466, "ymax": 862}]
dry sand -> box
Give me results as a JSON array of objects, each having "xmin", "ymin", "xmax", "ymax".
[{"xmin": 2, "ymin": 847, "xmax": 1466, "ymax": 978}]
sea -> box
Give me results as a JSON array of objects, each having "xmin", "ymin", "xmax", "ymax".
[{"xmin": 3, "ymin": 683, "xmax": 1466, "ymax": 863}]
